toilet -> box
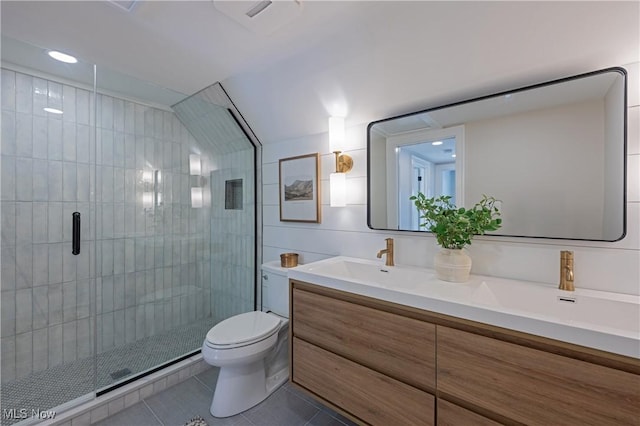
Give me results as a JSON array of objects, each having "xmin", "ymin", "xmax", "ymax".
[{"xmin": 202, "ymin": 262, "xmax": 290, "ymax": 418}]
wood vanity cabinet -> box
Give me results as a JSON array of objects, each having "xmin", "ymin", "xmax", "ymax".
[
  {"xmin": 437, "ymin": 399, "xmax": 502, "ymax": 426},
  {"xmin": 290, "ymin": 280, "xmax": 436, "ymax": 425},
  {"xmin": 437, "ymin": 326, "xmax": 640, "ymax": 425},
  {"xmin": 289, "ymin": 280, "xmax": 640, "ymax": 426}
]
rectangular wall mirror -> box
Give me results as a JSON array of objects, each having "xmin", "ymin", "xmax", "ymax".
[{"xmin": 368, "ymin": 68, "xmax": 627, "ymax": 241}]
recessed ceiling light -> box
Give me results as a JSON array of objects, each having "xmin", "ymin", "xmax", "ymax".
[
  {"xmin": 451, "ymin": 154, "xmax": 457, "ymax": 158},
  {"xmin": 48, "ymin": 51, "xmax": 77, "ymax": 64},
  {"xmin": 44, "ymin": 107, "xmax": 63, "ymax": 114},
  {"xmin": 431, "ymin": 141, "xmax": 443, "ymax": 146}
]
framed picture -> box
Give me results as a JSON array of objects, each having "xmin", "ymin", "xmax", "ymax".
[{"xmin": 279, "ymin": 153, "xmax": 321, "ymax": 223}]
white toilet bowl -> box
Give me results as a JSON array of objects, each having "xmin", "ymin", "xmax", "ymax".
[{"xmin": 202, "ymin": 310, "xmax": 289, "ymax": 418}]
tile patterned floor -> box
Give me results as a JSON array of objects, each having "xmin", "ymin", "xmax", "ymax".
[
  {"xmin": 95, "ymin": 367, "xmax": 358, "ymax": 426},
  {"xmin": 1, "ymin": 318, "xmax": 214, "ymax": 426}
]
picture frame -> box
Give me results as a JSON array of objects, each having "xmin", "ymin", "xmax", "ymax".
[{"xmin": 279, "ymin": 153, "xmax": 321, "ymax": 223}]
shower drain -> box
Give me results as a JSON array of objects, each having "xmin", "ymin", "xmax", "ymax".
[{"xmin": 110, "ymin": 368, "xmax": 132, "ymax": 380}]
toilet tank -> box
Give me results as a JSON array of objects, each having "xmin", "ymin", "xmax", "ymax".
[{"xmin": 261, "ymin": 261, "xmax": 290, "ymax": 317}]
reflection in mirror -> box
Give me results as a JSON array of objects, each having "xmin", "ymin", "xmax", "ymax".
[
  {"xmin": 393, "ymin": 133, "xmax": 460, "ymax": 231},
  {"xmin": 368, "ymin": 68, "xmax": 627, "ymax": 241}
]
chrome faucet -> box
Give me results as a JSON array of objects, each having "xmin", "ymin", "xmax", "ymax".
[
  {"xmin": 559, "ymin": 250, "xmax": 575, "ymax": 291},
  {"xmin": 376, "ymin": 238, "xmax": 394, "ymax": 267}
]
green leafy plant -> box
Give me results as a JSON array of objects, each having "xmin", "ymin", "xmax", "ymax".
[{"xmin": 409, "ymin": 193, "xmax": 502, "ymax": 249}]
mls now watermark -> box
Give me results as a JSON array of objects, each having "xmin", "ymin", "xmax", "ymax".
[{"xmin": 2, "ymin": 408, "xmax": 56, "ymax": 420}]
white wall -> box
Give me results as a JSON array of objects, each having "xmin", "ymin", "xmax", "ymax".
[
  {"xmin": 464, "ymin": 99, "xmax": 605, "ymax": 239},
  {"xmin": 262, "ymin": 63, "xmax": 640, "ymax": 296}
]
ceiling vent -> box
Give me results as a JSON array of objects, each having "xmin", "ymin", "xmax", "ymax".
[
  {"xmin": 107, "ymin": 0, "xmax": 138, "ymax": 12},
  {"xmin": 246, "ymin": 1, "xmax": 273, "ymax": 18},
  {"xmin": 213, "ymin": 0, "xmax": 303, "ymax": 35}
]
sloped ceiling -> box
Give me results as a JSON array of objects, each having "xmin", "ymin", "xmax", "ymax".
[
  {"xmin": 1, "ymin": 1, "xmax": 638, "ymax": 145},
  {"xmin": 173, "ymin": 83, "xmax": 253, "ymax": 156}
]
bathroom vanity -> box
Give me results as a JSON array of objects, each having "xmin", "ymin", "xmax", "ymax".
[{"xmin": 288, "ymin": 257, "xmax": 640, "ymax": 425}]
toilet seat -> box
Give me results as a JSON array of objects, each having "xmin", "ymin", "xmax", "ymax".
[{"xmin": 205, "ymin": 311, "xmax": 281, "ymax": 349}]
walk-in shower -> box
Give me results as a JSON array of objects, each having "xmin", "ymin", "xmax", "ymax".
[{"xmin": 1, "ymin": 36, "xmax": 260, "ymax": 425}]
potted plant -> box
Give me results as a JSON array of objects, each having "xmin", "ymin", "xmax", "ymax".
[{"xmin": 410, "ymin": 193, "xmax": 502, "ymax": 282}]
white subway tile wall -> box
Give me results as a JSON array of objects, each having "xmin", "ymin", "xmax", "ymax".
[
  {"xmin": 0, "ymin": 68, "xmax": 255, "ymax": 385},
  {"xmin": 210, "ymin": 147, "xmax": 256, "ymax": 323}
]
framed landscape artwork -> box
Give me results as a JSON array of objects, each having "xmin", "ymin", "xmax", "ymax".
[{"xmin": 279, "ymin": 153, "xmax": 321, "ymax": 223}]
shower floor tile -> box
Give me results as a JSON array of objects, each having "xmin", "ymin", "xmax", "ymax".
[{"xmin": 1, "ymin": 318, "xmax": 214, "ymax": 426}]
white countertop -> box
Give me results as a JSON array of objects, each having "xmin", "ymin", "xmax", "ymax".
[{"xmin": 288, "ymin": 256, "xmax": 640, "ymax": 359}]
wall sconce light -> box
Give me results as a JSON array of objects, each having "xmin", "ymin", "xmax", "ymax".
[
  {"xmin": 329, "ymin": 116, "xmax": 352, "ymax": 207},
  {"xmin": 142, "ymin": 170, "xmax": 154, "ymax": 183},
  {"xmin": 142, "ymin": 192, "xmax": 154, "ymax": 209},
  {"xmin": 189, "ymin": 153, "xmax": 207, "ymax": 208},
  {"xmin": 191, "ymin": 187, "xmax": 204, "ymax": 208},
  {"xmin": 143, "ymin": 169, "xmax": 162, "ymax": 211},
  {"xmin": 189, "ymin": 154, "xmax": 202, "ymax": 176},
  {"xmin": 330, "ymin": 172, "xmax": 346, "ymax": 207}
]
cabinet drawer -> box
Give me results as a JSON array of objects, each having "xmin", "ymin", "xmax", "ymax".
[
  {"xmin": 437, "ymin": 326, "xmax": 640, "ymax": 425},
  {"xmin": 437, "ymin": 399, "xmax": 502, "ymax": 426},
  {"xmin": 293, "ymin": 337, "xmax": 434, "ymax": 426},
  {"xmin": 292, "ymin": 287, "xmax": 435, "ymax": 391}
]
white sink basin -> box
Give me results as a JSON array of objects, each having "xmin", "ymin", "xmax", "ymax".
[
  {"xmin": 470, "ymin": 279, "xmax": 639, "ymax": 334},
  {"xmin": 289, "ymin": 256, "xmax": 640, "ymax": 358}
]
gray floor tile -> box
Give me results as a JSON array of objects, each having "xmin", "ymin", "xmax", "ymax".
[
  {"xmin": 243, "ymin": 386, "xmax": 319, "ymax": 426},
  {"xmin": 283, "ymin": 385, "xmax": 324, "ymax": 410},
  {"xmin": 305, "ymin": 411, "xmax": 349, "ymax": 426},
  {"xmin": 97, "ymin": 371, "xmax": 345, "ymax": 426},
  {"xmin": 319, "ymin": 408, "xmax": 359, "ymax": 426},
  {"xmin": 93, "ymin": 402, "xmax": 161, "ymax": 426},
  {"xmin": 284, "ymin": 384, "xmax": 358, "ymax": 426},
  {"xmin": 144, "ymin": 378, "xmax": 251, "ymax": 426},
  {"xmin": 194, "ymin": 367, "xmax": 220, "ymax": 392}
]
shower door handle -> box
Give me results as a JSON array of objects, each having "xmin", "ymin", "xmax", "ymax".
[{"xmin": 72, "ymin": 212, "xmax": 81, "ymax": 255}]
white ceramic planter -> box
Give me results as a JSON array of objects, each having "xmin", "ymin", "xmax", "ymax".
[{"xmin": 434, "ymin": 248, "xmax": 472, "ymax": 282}]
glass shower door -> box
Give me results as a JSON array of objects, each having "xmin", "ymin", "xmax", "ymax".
[
  {"xmin": 1, "ymin": 36, "xmax": 97, "ymax": 425},
  {"xmin": 91, "ymin": 75, "xmax": 259, "ymax": 391},
  {"xmin": 2, "ymin": 37, "xmax": 259, "ymax": 426},
  {"xmin": 89, "ymin": 69, "xmax": 228, "ymax": 391},
  {"xmin": 90, "ymin": 72, "xmax": 207, "ymax": 390}
]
